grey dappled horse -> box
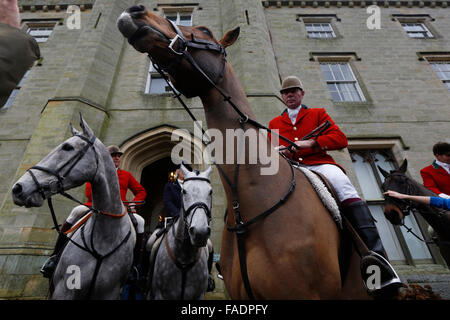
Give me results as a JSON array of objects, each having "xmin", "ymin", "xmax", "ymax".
[
  {"xmin": 11, "ymin": 115, "xmax": 135, "ymax": 299},
  {"xmin": 147, "ymin": 164, "xmax": 212, "ymax": 300}
]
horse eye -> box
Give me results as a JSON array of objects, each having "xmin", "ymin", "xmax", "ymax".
[
  {"xmin": 209, "ymin": 190, "xmax": 213, "ymax": 195},
  {"xmin": 182, "ymin": 189, "xmax": 187, "ymax": 195},
  {"xmin": 62, "ymin": 143, "xmax": 74, "ymax": 151},
  {"xmin": 198, "ymin": 27, "xmax": 212, "ymax": 37}
]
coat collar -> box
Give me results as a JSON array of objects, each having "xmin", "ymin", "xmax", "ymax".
[{"xmin": 281, "ymin": 104, "xmax": 308, "ymax": 125}]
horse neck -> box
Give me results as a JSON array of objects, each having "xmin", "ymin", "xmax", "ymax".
[
  {"xmin": 90, "ymin": 143, "xmax": 123, "ymax": 215},
  {"xmin": 199, "ymin": 62, "xmax": 292, "ymax": 222}
]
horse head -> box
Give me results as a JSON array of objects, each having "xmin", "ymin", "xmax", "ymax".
[
  {"xmin": 117, "ymin": 5, "xmax": 239, "ymax": 97},
  {"xmin": 12, "ymin": 114, "xmax": 101, "ymax": 208},
  {"xmin": 379, "ymin": 159, "xmax": 413, "ymax": 225},
  {"xmin": 180, "ymin": 164, "xmax": 213, "ymax": 247}
]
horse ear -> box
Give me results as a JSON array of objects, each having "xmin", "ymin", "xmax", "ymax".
[
  {"xmin": 202, "ymin": 166, "xmax": 213, "ymax": 178},
  {"xmin": 79, "ymin": 113, "xmax": 94, "ymax": 139},
  {"xmin": 378, "ymin": 166, "xmax": 390, "ymax": 178},
  {"xmin": 180, "ymin": 163, "xmax": 190, "ymax": 178},
  {"xmin": 70, "ymin": 123, "xmax": 81, "ymax": 136},
  {"xmin": 219, "ymin": 27, "xmax": 240, "ymax": 48},
  {"xmin": 399, "ymin": 159, "xmax": 408, "ymax": 173}
]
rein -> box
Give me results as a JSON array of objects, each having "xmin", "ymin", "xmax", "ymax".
[
  {"xmin": 130, "ymin": 19, "xmax": 302, "ymax": 299},
  {"xmin": 133, "ymin": 18, "xmax": 302, "ymax": 300},
  {"xmin": 27, "ymin": 134, "xmax": 132, "ymax": 298}
]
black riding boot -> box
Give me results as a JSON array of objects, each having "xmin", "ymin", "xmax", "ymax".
[
  {"xmin": 40, "ymin": 221, "xmax": 72, "ymax": 278},
  {"xmin": 343, "ymin": 200, "xmax": 402, "ymax": 299},
  {"xmin": 207, "ymin": 248, "xmax": 215, "ymax": 292},
  {"xmin": 343, "ymin": 201, "xmax": 385, "ymax": 257}
]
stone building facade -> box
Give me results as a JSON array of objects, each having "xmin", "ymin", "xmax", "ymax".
[{"xmin": 0, "ymin": 0, "xmax": 449, "ymax": 299}]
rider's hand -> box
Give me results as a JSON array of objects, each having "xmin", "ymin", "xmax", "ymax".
[
  {"xmin": 294, "ymin": 139, "xmax": 316, "ymax": 149},
  {"xmin": 129, "ymin": 202, "xmax": 137, "ymax": 213},
  {"xmin": 383, "ymin": 190, "xmax": 406, "ymax": 199}
]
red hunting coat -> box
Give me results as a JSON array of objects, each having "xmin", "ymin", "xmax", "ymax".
[
  {"xmin": 85, "ymin": 168, "xmax": 147, "ymax": 207},
  {"xmin": 268, "ymin": 105, "xmax": 348, "ymax": 170},
  {"xmin": 420, "ymin": 161, "xmax": 450, "ymax": 196}
]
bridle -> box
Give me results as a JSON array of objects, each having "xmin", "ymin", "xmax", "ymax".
[
  {"xmin": 165, "ymin": 175, "xmax": 212, "ymax": 300},
  {"xmin": 27, "ymin": 134, "xmax": 99, "ymax": 232},
  {"xmin": 127, "ymin": 15, "xmax": 300, "ymax": 300},
  {"xmin": 175, "ymin": 176, "xmax": 213, "ymax": 242},
  {"xmin": 26, "ymin": 134, "xmax": 131, "ymax": 299},
  {"xmin": 382, "ymin": 173, "xmax": 415, "ymax": 219}
]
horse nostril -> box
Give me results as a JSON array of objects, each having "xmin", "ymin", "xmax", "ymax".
[
  {"xmin": 12, "ymin": 183, "xmax": 23, "ymax": 195},
  {"xmin": 128, "ymin": 5, "xmax": 146, "ymax": 13}
]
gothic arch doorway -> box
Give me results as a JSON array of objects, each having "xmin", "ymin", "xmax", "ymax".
[{"xmin": 118, "ymin": 125, "xmax": 205, "ymax": 232}]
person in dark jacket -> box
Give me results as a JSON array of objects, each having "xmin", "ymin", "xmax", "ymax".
[{"xmin": 1, "ymin": 0, "xmax": 40, "ymax": 108}]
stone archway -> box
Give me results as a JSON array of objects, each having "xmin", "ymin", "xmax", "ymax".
[{"xmin": 118, "ymin": 125, "xmax": 206, "ymax": 231}]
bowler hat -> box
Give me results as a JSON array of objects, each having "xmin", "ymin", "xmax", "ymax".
[
  {"xmin": 107, "ymin": 145, "xmax": 123, "ymax": 155},
  {"xmin": 280, "ymin": 76, "xmax": 303, "ymax": 93}
]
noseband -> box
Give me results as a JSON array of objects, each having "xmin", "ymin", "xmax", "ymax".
[{"xmin": 382, "ymin": 173, "xmax": 415, "ymax": 218}]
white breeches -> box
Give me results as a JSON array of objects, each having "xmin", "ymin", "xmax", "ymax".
[
  {"xmin": 66, "ymin": 204, "xmax": 145, "ymax": 234},
  {"xmin": 305, "ymin": 164, "xmax": 360, "ymax": 202}
]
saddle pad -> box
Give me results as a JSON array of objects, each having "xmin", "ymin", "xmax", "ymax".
[{"xmin": 295, "ymin": 166, "xmax": 342, "ymax": 229}]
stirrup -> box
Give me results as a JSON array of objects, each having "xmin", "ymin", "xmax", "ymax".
[{"xmin": 360, "ymin": 251, "xmax": 403, "ymax": 298}]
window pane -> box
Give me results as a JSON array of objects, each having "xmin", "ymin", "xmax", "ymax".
[
  {"xmin": 352, "ymin": 153, "xmax": 383, "ymax": 199},
  {"xmin": 149, "ymin": 77, "xmax": 168, "ymax": 94},
  {"xmin": 374, "ymin": 152, "xmax": 395, "ymax": 182},
  {"xmin": 369, "ymin": 205, "xmax": 406, "ymax": 262},
  {"xmin": 400, "ymin": 214, "xmax": 432, "ymax": 260},
  {"xmin": 2, "ymin": 89, "xmax": 19, "ymax": 109}
]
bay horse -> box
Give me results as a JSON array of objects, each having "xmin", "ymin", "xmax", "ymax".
[
  {"xmin": 11, "ymin": 114, "xmax": 135, "ymax": 299},
  {"xmin": 147, "ymin": 164, "xmax": 213, "ymax": 300},
  {"xmin": 380, "ymin": 159, "xmax": 450, "ymax": 266},
  {"xmin": 117, "ymin": 5, "xmax": 369, "ymax": 299}
]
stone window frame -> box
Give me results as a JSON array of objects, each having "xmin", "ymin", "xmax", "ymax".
[
  {"xmin": 418, "ymin": 53, "xmax": 450, "ymax": 92},
  {"xmin": 310, "ymin": 53, "xmax": 371, "ymax": 104},
  {"xmin": 347, "ymin": 138, "xmax": 445, "ymax": 267},
  {"xmin": 392, "ymin": 14, "xmax": 439, "ymax": 39},
  {"xmin": 21, "ymin": 19, "xmax": 61, "ymax": 43},
  {"xmin": 297, "ymin": 14, "xmax": 342, "ymax": 39}
]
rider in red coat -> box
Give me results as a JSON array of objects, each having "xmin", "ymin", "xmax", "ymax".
[
  {"xmin": 84, "ymin": 168, "xmax": 147, "ymax": 207},
  {"xmin": 269, "ymin": 76, "xmax": 401, "ymax": 298},
  {"xmin": 268, "ymin": 104, "xmax": 348, "ymax": 171},
  {"xmin": 420, "ymin": 142, "xmax": 450, "ymax": 198}
]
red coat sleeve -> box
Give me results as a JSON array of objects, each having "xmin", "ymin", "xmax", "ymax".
[
  {"xmin": 127, "ymin": 173, "xmax": 147, "ymax": 202},
  {"xmin": 85, "ymin": 182, "xmax": 93, "ymax": 206},
  {"xmin": 420, "ymin": 168, "xmax": 441, "ymax": 195},
  {"xmin": 314, "ymin": 109, "xmax": 348, "ymax": 151}
]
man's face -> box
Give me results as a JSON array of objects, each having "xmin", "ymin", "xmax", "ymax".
[
  {"xmin": 177, "ymin": 169, "xmax": 184, "ymax": 181},
  {"xmin": 281, "ymin": 87, "xmax": 305, "ymax": 109},
  {"xmin": 436, "ymin": 153, "xmax": 450, "ymax": 164},
  {"xmin": 111, "ymin": 153, "xmax": 121, "ymax": 168}
]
